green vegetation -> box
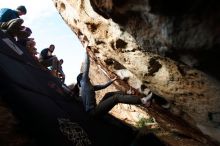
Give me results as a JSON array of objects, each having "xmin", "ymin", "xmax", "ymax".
[{"xmin": 136, "ymin": 117, "xmax": 155, "ymax": 128}]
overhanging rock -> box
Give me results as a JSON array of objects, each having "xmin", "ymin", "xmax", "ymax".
[{"xmin": 53, "ymin": 0, "xmax": 220, "ymax": 145}]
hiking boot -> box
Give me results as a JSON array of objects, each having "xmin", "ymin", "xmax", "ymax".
[
  {"xmin": 0, "ymin": 22, "xmax": 9, "ymax": 29},
  {"xmin": 6, "ymin": 18, "xmax": 24, "ymax": 37},
  {"xmin": 141, "ymin": 92, "xmax": 153, "ymax": 107},
  {"xmin": 7, "ymin": 18, "xmax": 24, "ymax": 30}
]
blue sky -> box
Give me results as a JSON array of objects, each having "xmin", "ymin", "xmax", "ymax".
[{"xmin": 0, "ymin": 0, "xmax": 85, "ymax": 85}]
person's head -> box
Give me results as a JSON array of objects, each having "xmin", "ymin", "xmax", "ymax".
[
  {"xmin": 26, "ymin": 38, "xmax": 36, "ymax": 49},
  {"xmin": 17, "ymin": 38, "xmax": 34, "ymax": 48},
  {"xmin": 24, "ymin": 27, "xmax": 32, "ymax": 36},
  {"xmin": 19, "ymin": 27, "xmax": 32, "ymax": 39},
  {"xmin": 49, "ymin": 44, "xmax": 55, "ymax": 52},
  {"xmin": 76, "ymin": 73, "xmax": 83, "ymax": 87},
  {"xmin": 32, "ymin": 47, "xmax": 38, "ymax": 56},
  {"xmin": 16, "ymin": 5, "xmax": 27, "ymax": 16},
  {"xmin": 59, "ymin": 59, "xmax": 64, "ymax": 65},
  {"xmin": 26, "ymin": 38, "xmax": 37, "ymax": 55}
]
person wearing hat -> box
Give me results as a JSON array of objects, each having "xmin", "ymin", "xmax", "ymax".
[{"xmin": 0, "ymin": 5, "xmax": 28, "ymax": 39}]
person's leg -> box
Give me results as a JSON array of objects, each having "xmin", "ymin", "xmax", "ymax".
[
  {"xmin": 0, "ymin": 22, "xmax": 9, "ymax": 29},
  {"xmin": 0, "ymin": 18, "xmax": 22, "ymax": 29},
  {"xmin": 99, "ymin": 91, "xmax": 123, "ymax": 102},
  {"xmin": 51, "ymin": 57, "xmax": 59, "ymax": 70},
  {"xmin": 6, "ymin": 18, "xmax": 24, "ymax": 36},
  {"xmin": 7, "ymin": 18, "xmax": 24, "ymax": 28},
  {"xmin": 92, "ymin": 92, "xmax": 142, "ymax": 116},
  {"xmin": 40, "ymin": 58, "xmax": 52, "ymax": 68},
  {"xmin": 39, "ymin": 56, "xmax": 57, "ymax": 69},
  {"xmin": 51, "ymin": 57, "xmax": 60, "ymax": 77}
]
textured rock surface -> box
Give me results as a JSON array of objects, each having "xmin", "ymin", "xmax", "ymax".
[{"xmin": 53, "ymin": 0, "xmax": 220, "ymax": 145}]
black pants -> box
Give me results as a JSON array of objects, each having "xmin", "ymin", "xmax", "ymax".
[
  {"xmin": 91, "ymin": 91, "xmax": 142, "ymax": 116},
  {"xmin": 39, "ymin": 56, "xmax": 59, "ymax": 70}
]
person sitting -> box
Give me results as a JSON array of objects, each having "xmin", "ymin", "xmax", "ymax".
[
  {"xmin": 57, "ymin": 59, "xmax": 65, "ymax": 83},
  {"xmin": 0, "ymin": 5, "xmax": 29, "ymax": 40},
  {"xmin": 39, "ymin": 44, "xmax": 63, "ymax": 76},
  {"xmin": 76, "ymin": 50, "xmax": 152, "ymax": 116},
  {"xmin": 39, "ymin": 44, "xmax": 56, "ymax": 66},
  {"xmin": 26, "ymin": 39, "xmax": 38, "ymax": 59},
  {"xmin": 16, "ymin": 26, "xmax": 32, "ymax": 40},
  {"xmin": 0, "ymin": 5, "xmax": 26, "ymax": 22},
  {"xmin": 17, "ymin": 37, "xmax": 38, "ymax": 61}
]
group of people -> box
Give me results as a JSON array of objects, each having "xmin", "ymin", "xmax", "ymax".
[
  {"xmin": 1, "ymin": 5, "xmax": 167, "ymax": 146},
  {"xmin": 0, "ymin": 5, "xmax": 65, "ymax": 83},
  {"xmin": 0, "ymin": 4, "xmax": 163, "ymax": 125}
]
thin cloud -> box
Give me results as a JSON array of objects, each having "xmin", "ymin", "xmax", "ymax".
[{"xmin": 0, "ymin": 0, "xmax": 84, "ymax": 85}]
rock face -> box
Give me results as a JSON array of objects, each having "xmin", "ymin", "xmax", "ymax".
[{"xmin": 53, "ymin": 0, "xmax": 220, "ymax": 145}]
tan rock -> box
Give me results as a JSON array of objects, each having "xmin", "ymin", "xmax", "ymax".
[{"xmin": 53, "ymin": 0, "xmax": 220, "ymax": 145}]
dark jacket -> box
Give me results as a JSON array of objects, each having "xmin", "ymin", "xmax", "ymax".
[
  {"xmin": 40, "ymin": 48, "xmax": 52, "ymax": 60},
  {"xmin": 0, "ymin": 8, "xmax": 19, "ymax": 22}
]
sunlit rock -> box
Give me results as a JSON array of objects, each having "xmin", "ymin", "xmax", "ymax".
[{"xmin": 53, "ymin": 0, "xmax": 220, "ymax": 145}]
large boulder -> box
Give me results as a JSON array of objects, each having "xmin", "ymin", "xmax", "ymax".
[{"xmin": 53, "ymin": 0, "xmax": 220, "ymax": 145}]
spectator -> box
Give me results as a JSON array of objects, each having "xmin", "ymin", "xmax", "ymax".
[
  {"xmin": 0, "ymin": 5, "xmax": 26, "ymax": 22},
  {"xmin": 58, "ymin": 59, "xmax": 65, "ymax": 83},
  {"xmin": 17, "ymin": 26, "xmax": 32, "ymax": 40},
  {"xmin": 17, "ymin": 37, "xmax": 38, "ymax": 60},
  {"xmin": 39, "ymin": 44, "xmax": 62, "ymax": 76},
  {"xmin": 0, "ymin": 5, "xmax": 29, "ymax": 40}
]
